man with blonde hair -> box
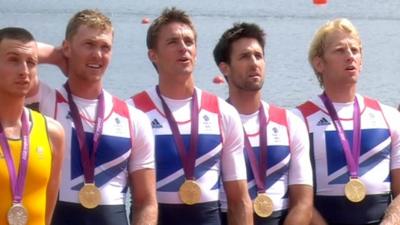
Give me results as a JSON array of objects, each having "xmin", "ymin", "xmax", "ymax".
[
  {"xmin": 27, "ymin": 9, "xmax": 157, "ymax": 225},
  {"xmin": 294, "ymin": 18, "xmax": 400, "ymax": 225}
]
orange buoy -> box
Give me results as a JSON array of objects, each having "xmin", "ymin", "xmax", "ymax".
[
  {"xmin": 141, "ymin": 17, "xmax": 150, "ymax": 24},
  {"xmin": 313, "ymin": 0, "xmax": 327, "ymax": 5},
  {"xmin": 212, "ymin": 75, "xmax": 225, "ymax": 84}
]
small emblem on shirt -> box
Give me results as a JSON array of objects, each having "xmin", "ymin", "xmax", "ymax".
[
  {"xmin": 272, "ymin": 127, "xmax": 279, "ymax": 134},
  {"xmin": 202, "ymin": 114, "xmax": 213, "ymax": 130},
  {"xmin": 151, "ymin": 119, "xmax": 162, "ymax": 128},
  {"xmin": 317, "ymin": 117, "xmax": 331, "ymax": 126},
  {"xmin": 37, "ymin": 146, "xmax": 44, "ymax": 159},
  {"xmin": 115, "ymin": 117, "xmax": 121, "ymax": 124},
  {"xmin": 272, "ymin": 127, "xmax": 281, "ymax": 142},
  {"xmin": 66, "ymin": 111, "xmax": 72, "ymax": 120}
]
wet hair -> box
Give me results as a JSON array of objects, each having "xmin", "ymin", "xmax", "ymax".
[
  {"xmin": 0, "ymin": 27, "xmax": 35, "ymax": 44},
  {"xmin": 146, "ymin": 7, "xmax": 196, "ymax": 50},
  {"xmin": 308, "ymin": 18, "xmax": 362, "ymax": 87},
  {"xmin": 213, "ymin": 22, "xmax": 265, "ymax": 65},
  {"xmin": 65, "ymin": 9, "xmax": 112, "ymax": 40}
]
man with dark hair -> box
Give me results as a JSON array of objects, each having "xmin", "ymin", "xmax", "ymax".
[
  {"xmin": 0, "ymin": 27, "xmax": 65, "ymax": 225},
  {"xmin": 213, "ymin": 22, "xmax": 313, "ymax": 225},
  {"xmin": 128, "ymin": 7, "xmax": 252, "ymax": 225},
  {"xmin": 26, "ymin": 9, "xmax": 157, "ymax": 225}
]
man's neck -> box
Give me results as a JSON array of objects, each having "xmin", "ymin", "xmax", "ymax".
[
  {"xmin": 324, "ymin": 85, "xmax": 356, "ymax": 103},
  {"xmin": 67, "ymin": 78, "xmax": 102, "ymax": 100},
  {"xmin": 0, "ymin": 95, "xmax": 24, "ymax": 134},
  {"xmin": 158, "ymin": 75, "xmax": 195, "ymax": 99},
  {"xmin": 229, "ymin": 90, "xmax": 261, "ymax": 115}
]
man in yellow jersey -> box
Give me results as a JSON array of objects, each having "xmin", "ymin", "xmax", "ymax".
[{"xmin": 0, "ymin": 27, "xmax": 64, "ymax": 225}]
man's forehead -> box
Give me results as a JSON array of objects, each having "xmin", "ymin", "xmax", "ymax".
[
  {"xmin": 72, "ymin": 25, "xmax": 113, "ymax": 40},
  {"xmin": 160, "ymin": 22, "xmax": 195, "ymax": 37},
  {"xmin": 325, "ymin": 31, "xmax": 360, "ymax": 45},
  {"xmin": 0, "ymin": 39, "xmax": 37, "ymax": 54},
  {"xmin": 232, "ymin": 38, "xmax": 263, "ymax": 52}
]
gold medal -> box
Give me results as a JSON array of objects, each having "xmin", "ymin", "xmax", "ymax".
[
  {"xmin": 7, "ymin": 203, "xmax": 28, "ymax": 225},
  {"xmin": 179, "ymin": 180, "xmax": 201, "ymax": 205},
  {"xmin": 344, "ymin": 178, "xmax": 366, "ymax": 203},
  {"xmin": 79, "ymin": 183, "xmax": 101, "ymax": 209},
  {"xmin": 253, "ymin": 193, "xmax": 274, "ymax": 218}
]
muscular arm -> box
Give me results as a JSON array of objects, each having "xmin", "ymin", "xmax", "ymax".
[
  {"xmin": 284, "ymin": 184, "xmax": 313, "ymax": 225},
  {"xmin": 224, "ymin": 180, "xmax": 253, "ymax": 225},
  {"xmin": 45, "ymin": 117, "xmax": 65, "ymax": 225},
  {"xmin": 380, "ymin": 168, "xmax": 400, "ymax": 225},
  {"xmin": 130, "ymin": 169, "xmax": 158, "ymax": 225},
  {"xmin": 310, "ymin": 208, "xmax": 328, "ymax": 225},
  {"xmin": 37, "ymin": 42, "xmax": 68, "ymax": 75},
  {"xmin": 380, "ymin": 106, "xmax": 400, "ymax": 225},
  {"xmin": 284, "ymin": 111, "xmax": 314, "ymax": 225}
]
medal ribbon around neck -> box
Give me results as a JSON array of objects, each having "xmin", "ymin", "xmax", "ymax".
[
  {"xmin": 64, "ymin": 83, "xmax": 105, "ymax": 184},
  {"xmin": 156, "ymin": 86, "xmax": 199, "ymax": 180},
  {"xmin": 320, "ymin": 92, "xmax": 361, "ymax": 178},
  {"xmin": 0, "ymin": 110, "xmax": 29, "ymax": 204},
  {"xmin": 243, "ymin": 103, "xmax": 269, "ymax": 193}
]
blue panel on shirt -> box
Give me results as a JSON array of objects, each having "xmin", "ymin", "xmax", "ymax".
[
  {"xmin": 155, "ymin": 134, "xmax": 221, "ymax": 181},
  {"xmin": 324, "ymin": 128, "xmax": 390, "ymax": 176},
  {"xmin": 70, "ymin": 129, "xmax": 131, "ymax": 180}
]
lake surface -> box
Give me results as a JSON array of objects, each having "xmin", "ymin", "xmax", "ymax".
[{"xmin": 1, "ymin": 0, "xmax": 399, "ymax": 108}]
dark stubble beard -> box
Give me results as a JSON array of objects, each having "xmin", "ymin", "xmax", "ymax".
[{"xmin": 231, "ymin": 77, "xmax": 264, "ymax": 92}]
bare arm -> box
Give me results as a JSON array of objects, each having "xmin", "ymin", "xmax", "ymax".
[
  {"xmin": 380, "ymin": 168, "xmax": 400, "ymax": 225},
  {"xmin": 310, "ymin": 208, "xmax": 328, "ymax": 225},
  {"xmin": 130, "ymin": 168, "xmax": 158, "ymax": 225},
  {"xmin": 283, "ymin": 184, "xmax": 313, "ymax": 225},
  {"xmin": 224, "ymin": 180, "xmax": 253, "ymax": 225},
  {"xmin": 37, "ymin": 42, "xmax": 68, "ymax": 75},
  {"xmin": 45, "ymin": 117, "xmax": 65, "ymax": 225}
]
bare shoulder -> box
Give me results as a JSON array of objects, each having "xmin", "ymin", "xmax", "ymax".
[
  {"xmin": 45, "ymin": 117, "xmax": 64, "ymax": 138},
  {"xmin": 45, "ymin": 116, "xmax": 65, "ymax": 152}
]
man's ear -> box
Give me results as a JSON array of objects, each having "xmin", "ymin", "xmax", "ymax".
[
  {"xmin": 218, "ymin": 62, "xmax": 230, "ymax": 78},
  {"xmin": 62, "ymin": 40, "xmax": 71, "ymax": 58},
  {"xmin": 148, "ymin": 49, "xmax": 157, "ymax": 64},
  {"xmin": 312, "ymin": 56, "xmax": 324, "ymax": 75}
]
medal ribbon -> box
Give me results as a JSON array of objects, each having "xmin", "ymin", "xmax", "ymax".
[
  {"xmin": 64, "ymin": 83, "xmax": 105, "ymax": 183},
  {"xmin": 243, "ymin": 103, "xmax": 268, "ymax": 193},
  {"xmin": 0, "ymin": 110, "xmax": 29, "ymax": 203},
  {"xmin": 320, "ymin": 92, "xmax": 361, "ymax": 178},
  {"xmin": 156, "ymin": 86, "xmax": 198, "ymax": 180}
]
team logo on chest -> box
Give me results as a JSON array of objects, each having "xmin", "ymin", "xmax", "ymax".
[
  {"xmin": 202, "ymin": 115, "xmax": 211, "ymax": 128},
  {"xmin": 113, "ymin": 116, "xmax": 125, "ymax": 134},
  {"xmin": 201, "ymin": 114, "xmax": 216, "ymax": 132},
  {"xmin": 272, "ymin": 127, "xmax": 280, "ymax": 142},
  {"xmin": 37, "ymin": 146, "xmax": 45, "ymax": 160}
]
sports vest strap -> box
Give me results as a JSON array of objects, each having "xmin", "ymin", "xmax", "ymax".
[
  {"xmin": 132, "ymin": 91, "xmax": 156, "ymax": 113},
  {"xmin": 113, "ymin": 96, "xmax": 134, "ymax": 147}
]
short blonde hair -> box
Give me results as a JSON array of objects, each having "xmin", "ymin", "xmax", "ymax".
[
  {"xmin": 308, "ymin": 18, "xmax": 362, "ymax": 86},
  {"xmin": 65, "ymin": 9, "xmax": 112, "ymax": 41}
]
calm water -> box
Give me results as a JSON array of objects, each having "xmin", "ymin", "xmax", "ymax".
[{"xmin": 1, "ymin": 0, "xmax": 399, "ymax": 108}]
